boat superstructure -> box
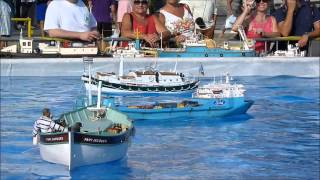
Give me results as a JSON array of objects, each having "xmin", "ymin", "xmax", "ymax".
[
  {"xmin": 81, "ymin": 58, "xmax": 199, "ymax": 95},
  {"xmin": 103, "ymin": 74, "xmax": 253, "ymax": 120}
]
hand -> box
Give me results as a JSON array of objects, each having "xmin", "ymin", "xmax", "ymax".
[
  {"xmin": 175, "ymin": 35, "xmax": 187, "ymax": 44},
  {"xmin": 243, "ymin": 0, "xmax": 254, "ymax": 13},
  {"xmin": 79, "ymin": 31, "xmax": 100, "ymax": 42},
  {"xmin": 286, "ymin": 0, "xmax": 297, "ymax": 12},
  {"xmin": 298, "ymin": 34, "xmax": 309, "ymax": 48},
  {"xmin": 142, "ymin": 34, "xmax": 160, "ymax": 48}
]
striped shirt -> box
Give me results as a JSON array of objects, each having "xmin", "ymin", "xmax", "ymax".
[{"xmin": 32, "ymin": 116, "xmax": 66, "ymax": 136}]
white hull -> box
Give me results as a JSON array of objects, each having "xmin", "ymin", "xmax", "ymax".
[
  {"xmin": 39, "ymin": 132, "xmax": 130, "ymax": 170},
  {"xmin": 85, "ymin": 83, "xmax": 195, "ymax": 95}
]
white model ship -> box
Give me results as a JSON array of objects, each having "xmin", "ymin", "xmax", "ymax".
[
  {"xmin": 81, "ymin": 58, "xmax": 199, "ymax": 95},
  {"xmin": 268, "ymin": 43, "xmax": 306, "ymax": 57},
  {"xmin": 193, "ymin": 73, "xmax": 245, "ymax": 99}
]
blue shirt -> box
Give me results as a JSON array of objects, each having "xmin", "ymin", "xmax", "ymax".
[{"xmin": 273, "ymin": 0, "xmax": 320, "ymax": 36}]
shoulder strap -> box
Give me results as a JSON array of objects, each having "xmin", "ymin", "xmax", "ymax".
[{"xmin": 182, "ymin": 3, "xmax": 193, "ymax": 17}]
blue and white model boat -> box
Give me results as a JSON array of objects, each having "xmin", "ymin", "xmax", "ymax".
[
  {"xmin": 158, "ymin": 29, "xmax": 256, "ymax": 58},
  {"xmin": 103, "ymin": 74, "xmax": 253, "ymax": 120}
]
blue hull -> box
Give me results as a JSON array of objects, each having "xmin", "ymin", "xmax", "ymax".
[
  {"xmin": 158, "ymin": 47, "xmax": 256, "ymax": 58},
  {"xmin": 103, "ymin": 97, "xmax": 254, "ymax": 120}
]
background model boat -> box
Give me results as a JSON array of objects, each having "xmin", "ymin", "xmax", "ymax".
[
  {"xmin": 34, "ymin": 105, "xmax": 134, "ymax": 170},
  {"xmin": 102, "ymin": 74, "xmax": 253, "ymax": 120},
  {"xmin": 81, "ymin": 58, "xmax": 199, "ymax": 95}
]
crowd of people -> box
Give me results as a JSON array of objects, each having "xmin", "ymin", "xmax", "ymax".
[{"xmin": 1, "ymin": 0, "xmax": 320, "ymax": 53}]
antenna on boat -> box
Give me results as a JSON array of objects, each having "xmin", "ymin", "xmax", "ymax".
[
  {"xmin": 20, "ymin": 29, "xmax": 23, "ymax": 39},
  {"xmin": 119, "ymin": 56, "xmax": 124, "ymax": 76},
  {"xmin": 83, "ymin": 57, "xmax": 94, "ymax": 106},
  {"xmin": 174, "ymin": 58, "xmax": 178, "ymax": 72},
  {"xmin": 225, "ymin": 73, "xmax": 230, "ymax": 84},
  {"xmin": 97, "ymin": 81, "xmax": 102, "ymax": 108}
]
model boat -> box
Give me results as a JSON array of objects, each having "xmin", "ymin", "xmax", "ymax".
[
  {"xmin": 158, "ymin": 30, "xmax": 256, "ymax": 58},
  {"xmin": 34, "ymin": 104, "xmax": 134, "ymax": 170},
  {"xmin": 103, "ymin": 74, "xmax": 253, "ymax": 120},
  {"xmin": 81, "ymin": 58, "xmax": 199, "ymax": 95},
  {"xmin": 267, "ymin": 43, "xmax": 306, "ymax": 57}
]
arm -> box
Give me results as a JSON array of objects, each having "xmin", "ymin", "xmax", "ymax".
[
  {"xmin": 227, "ymin": 0, "xmax": 233, "ymax": 16},
  {"xmin": 111, "ymin": 4, "xmax": 117, "ymax": 25},
  {"xmin": 32, "ymin": 121, "xmax": 40, "ymax": 137},
  {"xmin": 47, "ymin": 29, "xmax": 100, "ymax": 42},
  {"xmin": 121, "ymin": 13, "xmax": 137, "ymax": 39},
  {"xmin": 231, "ymin": 3, "xmax": 251, "ymax": 32},
  {"xmin": 50, "ymin": 121, "xmax": 66, "ymax": 132},
  {"xmin": 277, "ymin": 0, "xmax": 296, "ymax": 37},
  {"xmin": 298, "ymin": 21, "xmax": 320, "ymax": 47},
  {"xmin": 154, "ymin": 13, "xmax": 171, "ymax": 40}
]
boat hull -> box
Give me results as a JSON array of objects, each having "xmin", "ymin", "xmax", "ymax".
[
  {"xmin": 82, "ymin": 75, "xmax": 199, "ymax": 95},
  {"xmin": 158, "ymin": 47, "xmax": 256, "ymax": 58},
  {"xmin": 108, "ymin": 98, "xmax": 254, "ymax": 120},
  {"xmin": 39, "ymin": 131, "xmax": 132, "ymax": 170}
]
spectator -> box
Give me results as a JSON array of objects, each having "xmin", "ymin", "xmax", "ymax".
[
  {"xmin": 273, "ymin": 0, "xmax": 320, "ymax": 48},
  {"xmin": 180, "ymin": 0, "xmax": 218, "ymax": 38},
  {"xmin": 32, "ymin": 108, "xmax": 66, "ymax": 137},
  {"xmin": 44, "ymin": 0, "xmax": 100, "ymax": 42},
  {"xmin": 117, "ymin": 0, "xmax": 133, "ymax": 31},
  {"xmin": 21, "ymin": 0, "xmax": 37, "ymax": 28},
  {"xmin": 121, "ymin": 0, "xmax": 170, "ymax": 48},
  {"xmin": 220, "ymin": 0, "xmax": 244, "ymax": 38},
  {"xmin": 150, "ymin": 0, "xmax": 165, "ymax": 13},
  {"xmin": 159, "ymin": 0, "xmax": 195, "ymax": 44},
  {"xmin": 36, "ymin": 0, "xmax": 51, "ymax": 37},
  {"xmin": 88, "ymin": 0, "xmax": 117, "ymax": 37},
  {"xmin": 0, "ymin": 0, "xmax": 13, "ymax": 49},
  {"xmin": 232, "ymin": 0, "xmax": 280, "ymax": 53}
]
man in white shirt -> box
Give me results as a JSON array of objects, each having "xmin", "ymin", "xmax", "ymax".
[
  {"xmin": 44, "ymin": 0, "xmax": 100, "ymax": 41},
  {"xmin": 180, "ymin": 0, "xmax": 218, "ymax": 38},
  {"xmin": 32, "ymin": 108, "xmax": 66, "ymax": 137}
]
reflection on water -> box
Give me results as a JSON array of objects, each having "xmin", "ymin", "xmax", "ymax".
[{"xmin": 1, "ymin": 76, "xmax": 319, "ymax": 179}]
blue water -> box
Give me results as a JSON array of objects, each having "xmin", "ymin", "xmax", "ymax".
[{"xmin": 1, "ymin": 76, "xmax": 319, "ymax": 179}]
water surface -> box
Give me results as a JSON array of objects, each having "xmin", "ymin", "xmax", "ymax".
[{"xmin": 1, "ymin": 76, "xmax": 319, "ymax": 179}]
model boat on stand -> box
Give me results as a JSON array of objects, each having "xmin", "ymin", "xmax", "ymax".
[
  {"xmin": 102, "ymin": 74, "xmax": 254, "ymax": 120},
  {"xmin": 33, "ymin": 82, "xmax": 135, "ymax": 170},
  {"xmin": 81, "ymin": 57, "xmax": 199, "ymax": 95}
]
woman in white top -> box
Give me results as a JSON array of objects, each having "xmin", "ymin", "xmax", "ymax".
[{"xmin": 159, "ymin": 0, "xmax": 195, "ymax": 44}]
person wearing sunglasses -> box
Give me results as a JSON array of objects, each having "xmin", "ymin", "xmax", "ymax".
[
  {"xmin": 232, "ymin": 0, "xmax": 280, "ymax": 53},
  {"xmin": 273, "ymin": 0, "xmax": 320, "ymax": 48},
  {"xmin": 121, "ymin": 0, "xmax": 170, "ymax": 48}
]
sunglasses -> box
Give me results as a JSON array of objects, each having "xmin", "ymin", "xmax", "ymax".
[
  {"xmin": 134, "ymin": 0, "xmax": 148, "ymax": 5},
  {"xmin": 255, "ymin": 0, "xmax": 269, "ymax": 3}
]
